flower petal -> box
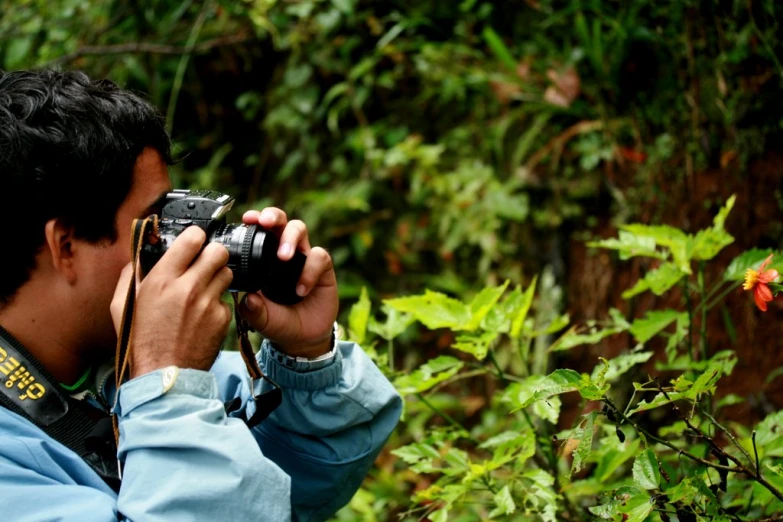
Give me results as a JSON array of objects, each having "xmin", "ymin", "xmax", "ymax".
[
  {"xmin": 759, "ymin": 269, "xmax": 779, "ymax": 283},
  {"xmin": 756, "ymin": 283, "xmax": 773, "ymax": 302},
  {"xmin": 755, "ymin": 290, "xmax": 769, "ymax": 311},
  {"xmin": 759, "ymin": 253, "xmax": 774, "ymax": 272}
]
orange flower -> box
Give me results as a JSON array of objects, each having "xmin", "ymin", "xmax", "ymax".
[{"xmin": 744, "ymin": 254, "xmax": 779, "ymax": 311}]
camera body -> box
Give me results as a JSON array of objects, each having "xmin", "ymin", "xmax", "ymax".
[{"xmin": 139, "ymin": 189, "xmax": 305, "ymax": 305}]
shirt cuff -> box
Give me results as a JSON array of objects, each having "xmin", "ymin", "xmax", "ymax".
[
  {"xmin": 259, "ymin": 339, "xmax": 343, "ymax": 391},
  {"xmin": 115, "ymin": 367, "xmax": 218, "ymax": 417}
]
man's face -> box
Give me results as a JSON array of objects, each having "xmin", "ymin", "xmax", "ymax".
[{"xmin": 81, "ymin": 147, "xmax": 172, "ymax": 351}]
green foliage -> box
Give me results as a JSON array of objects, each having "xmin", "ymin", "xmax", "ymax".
[{"xmin": 5, "ymin": 1, "xmax": 783, "ymax": 520}]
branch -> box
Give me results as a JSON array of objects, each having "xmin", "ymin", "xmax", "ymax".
[{"xmin": 46, "ymin": 33, "xmax": 253, "ymax": 67}]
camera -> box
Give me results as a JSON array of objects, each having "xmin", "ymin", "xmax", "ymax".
[{"xmin": 139, "ymin": 189, "xmax": 306, "ymax": 305}]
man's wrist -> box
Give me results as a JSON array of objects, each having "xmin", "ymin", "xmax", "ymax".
[{"xmin": 268, "ymin": 323, "xmax": 339, "ymax": 372}]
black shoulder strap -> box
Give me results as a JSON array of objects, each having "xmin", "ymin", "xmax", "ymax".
[{"xmin": 0, "ymin": 325, "xmax": 120, "ymax": 491}]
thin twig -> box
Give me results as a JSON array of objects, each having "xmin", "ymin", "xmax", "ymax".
[
  {"xmin": 46, "ymin": 33, "xmax": 252, "ymax": 67},
  {"xmin": 603, "ymin": 398, "xmax": 738, "ymax": 473},
  {"xmin": 700, "ymin": 407, "xmax": 755, "ymax": 469},
  {"xmin": 753, "ymin": 430, "xmax": 761, "ymax": 478}
]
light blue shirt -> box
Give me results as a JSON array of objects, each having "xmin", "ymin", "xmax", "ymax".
[{"xmin": 0, "ymin": 340, "xmax": 402, "ymax": 521}]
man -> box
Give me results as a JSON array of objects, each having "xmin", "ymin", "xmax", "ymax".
[{"xmin": 0, "ymin": 69, "xmax": 402, "ymax": 521}]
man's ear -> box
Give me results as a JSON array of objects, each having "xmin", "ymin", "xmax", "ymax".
[{"xmin": 44, "ymin": 218, "xmax": 78, "ymax": 284}]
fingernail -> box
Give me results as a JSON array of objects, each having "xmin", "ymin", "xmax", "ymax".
[
  {"xmin": 260, "ymin": 210, "xmax": 275, "ymax": 223},
  {"xmin": 245, "ymin": 294, "xmax": 258, "ymax": 311},
  {"xmin": 279, "ymin": 243, "xmax": 293, "ymax": 257},
  {"xmin": 296, "ymin": 284, "xmax": 306, "ymax": 297}
]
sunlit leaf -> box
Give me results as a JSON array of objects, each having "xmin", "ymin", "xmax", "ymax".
[
  {"xmin": 348, "ymin": 287, "xmax": 371, "ymax": 345},
  {"xmin": 393, "ymin": 356, "xmax": 464, "ymax": 395},
  {"xmin": 572, "ymin": 412, "xmax": 597, "ymax": 475},
  {"xmin": 465, "ymin": 281, "xmax": 509, "ymax": 330},
  {"xmin": 630, "ymin": 310, "xmax": 687, "ymax": 344},
  {"xmin": 510, "ymin": 276, "xmax": 537, "ymax": 338},
  {"xmin": 588, "ymin": 230, "xmax": 664, "ymax": 260},
  {"xmin": 632, "ymin": 449, "xmax": 661, "ymax": 490},
  {"xmin": 622, "ymin": 263, "xmax": 687, "ymax": 299},
  {"xmin": 489, "ymin": 485, "xmax": 516, "ymax": 517},
  {"xmin": 385, "ymin": 290, "xmax": 470, "ymax": 330},
  {"xmin": 451, "ymin": 331, "xmax": 498, "ymax": 360}
]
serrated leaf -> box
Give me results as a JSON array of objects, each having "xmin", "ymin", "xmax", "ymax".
[
  {"xmin": 385, "ymin": 291, "xmax": 470, "ymax": 330},
  {"xmin": 550, "ymin": 318, "xmax": 628, "ymax": 352},
  {"xmin": 348, "ymin": 287, "xmax": 371, "ymax": 344},
  {"xmin": 391, "ymin": 443, "xmax": 440, "ymax": 464},
  {"xmin": 633, "ymin": 449, "xmax": 661, "ymax": 490},
  {"xmin": 623, "ymin": 263, "xmax": 687, "ymax": 299},
  {"xmin": 465, "ymin": 281, "xmax": 509, "ymax": 330},
  {"xmin": 368, "ymin": 304, "xmax": 415, "ymax": 340},
  {"xmin": 452, "ymin": 331, "xmax": 497, "ymax": 360},
  {"xmin": 630, "ymin": 310, "xmax": 687, "ymax": 344},
  {"xmin": 588, "ymin": 230, "xmax": 665, "ymax": 260},
  {"xmin": 510, "ymin": 277, "xmax": 537, "ymax": 338},
  {"xmin": 489, "ymin": 485, "xmax": 516, "ymax": 517},
  {"xmin": 691, "ymin": 227, "xmax": 734, "ymax": 261},
  {"xmin": 723, "ymin": 249, "xmax": 783, "ymax": 281},
  {"xmin": 393, "ymin": 356, "xmax": 464, "ymax": 395},
  {"xmin": 532, "ymin": 394, "xmax": 561, "ymax": 424},
  {"xmin": 664, "ymin": 476, "xmax": 701, "ymax": 504},
  {"xmin": 592, "ymin": 351, "xmax": 653, "ymax": 382},
  {"xmin": 571, "ymin": 412, "xmax": 597, "ymax": 475},
  {"xmin": 622, "ymin": 493, "xmax": 654, "ymax": 521},
  {"xmin": 622, "ymin": 224, "xmax": 691, "ymax": 272}
]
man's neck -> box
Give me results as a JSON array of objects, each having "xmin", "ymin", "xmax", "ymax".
[{"xmin": 0, "ymin": 295, "xmax": 90, "ymax": 385}]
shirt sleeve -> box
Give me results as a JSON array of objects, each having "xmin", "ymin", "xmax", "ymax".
[
  {"xmin": 115, "ymin": 367, "xmax": 292, "ymax": 521},
  {"xmin": 211, "ymin": 340, "xmax": 403, "ymax": 522}
]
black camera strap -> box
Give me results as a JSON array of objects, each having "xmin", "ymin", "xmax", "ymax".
[{"xmin": 0, "ymin": 325, "xmax": 121, "ymax": 491}]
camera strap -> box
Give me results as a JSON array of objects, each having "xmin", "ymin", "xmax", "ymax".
[
  {"xmin": 0, "ymin": 325, "xmax": 121, "ymax": 491},
  {"xmin": 113, "ymin": 217, "xmax": 282, "ymax": 449}
]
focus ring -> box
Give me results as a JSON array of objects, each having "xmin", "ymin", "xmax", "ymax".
[{"xmin": 240, "ymin": 225, "xmax": 254, "ymax": 279}]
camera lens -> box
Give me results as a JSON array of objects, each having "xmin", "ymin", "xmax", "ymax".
[{"xmin": 210, "ymin": 223, "xmax": 306, "ymax": 305}]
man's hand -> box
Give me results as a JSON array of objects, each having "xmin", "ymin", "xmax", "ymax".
[
  {"xmin": 111, "ymin": 226, "xmax": 234, "ymax": 377},
  {"xmin": 239, "ymin": 208, "xmax": 338, "ymax": 359}
]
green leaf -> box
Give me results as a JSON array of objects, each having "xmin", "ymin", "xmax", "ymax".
[
  {"xmin": 630, "ymin": 310, "xmax": 688, "ymax": 344},
  {"xmin": 622, "ymin": 493, "xmax": 654, "ymax": 522},
  {"xmin": 632, "ymin": 449, "xmax": 661, "ymax": 490},
  {"xmin": 664, "ymin": 477, "xmax": 701, "ymax": 504},
  {"xmin": 691, "ymin": 227, "xmax": 734, "ymax": 261},
  {"xmin": 592, "ymin": 351, "xmax": 653, "ymax": 383},
  {"xmin": 482, "ymin": 26, "xmax": 518, "ymax": 72},
  {"xmin": 622, "ymin": 224, "xmax": 691, "ymax": 272},
  {"xmin": 622, "ymin": 263, "xmax": 687, "ymax": 299},
  {"xmin": 588, "ymin": 230, "xmax": 665, "ymax": 260},
  {"xmin": 489, "ymin": 485, "xmax": 516, "ymax": 517},
  {"xmin": 571, "ymin": 412, "xmax": 597, "ymax": 475},
  {"xmin": 465, "ymin": 281, "xmax": 509, "ymax": 330},
  {"xmin": 385, "ymin": 290, "xmax": 470, "ymax": 330},
  {"xmin": 348, "ymin": 287, "xmax": 371, "ymax": 345},
  {"xmin": 510, "ymin": 277, "xmax": 537, "ymax": 338},
  {"xmin": 723, "ymin": 248, "xmax": 782, "ymax": 281},
  {"xmin": 368, "ymin": 304, "xmax": 415, "ymax": 341},
  {"xmin": 393, "ymin": 356, "xmax": 464, "ymax": 395},
  {"xmin": 551, "ymin": 314, "xmax": 628, "ymax": 352},
  {"xmin": 753, "ymin": 411, "xmax": 783, "ymax": 459},
  {"xmin": 391, "ymin": 442, "xmax": 440, "ymax": 464},
  {"xmin": 451, "ymin": 331, "xmax": 498, "ymax": 360}
]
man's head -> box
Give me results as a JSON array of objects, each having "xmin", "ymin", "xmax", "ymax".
[
  {"xmin": 0, "ymin": 69, "xmax": 172, "ymax": 307},
  {"xmin": 0, "ymin": 70, "xmax": 174, "ymax": 367}
]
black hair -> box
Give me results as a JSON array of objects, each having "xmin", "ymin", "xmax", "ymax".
[{"xmin": 0, "ymin": 69, "xmax": 172, "ymax": 305}]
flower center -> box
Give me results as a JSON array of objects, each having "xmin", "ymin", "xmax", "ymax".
[{"xmin": 744, "ymin": 268, "xmax": 760, "ymax": 290}]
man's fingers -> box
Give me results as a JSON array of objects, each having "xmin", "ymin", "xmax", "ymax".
[
  {"xmin": 278, "ymin": 219, "xmax": 311, "ymax": 260},
  {"xmin": 204, "ymin": 266, "xmax": 234, "ymax": 300},
  {"xmin": 181, "ymin": 242, "xmax": 230, "ymax": 290},
  {"xmin": 243, "ymin": 208, "xmax": 288, "ymax": 231},
  {"xmin": 296, "ymin": 247, "xmax": 334, "ymax": 297},
  {"xmin": 151, "ymin": 226, "xmax": 206, "ymax": 277}
]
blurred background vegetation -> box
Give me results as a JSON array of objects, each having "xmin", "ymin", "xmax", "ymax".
[{"xmin": 3, "ymin": 0, "xmax": 783, "ymax": 519}]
